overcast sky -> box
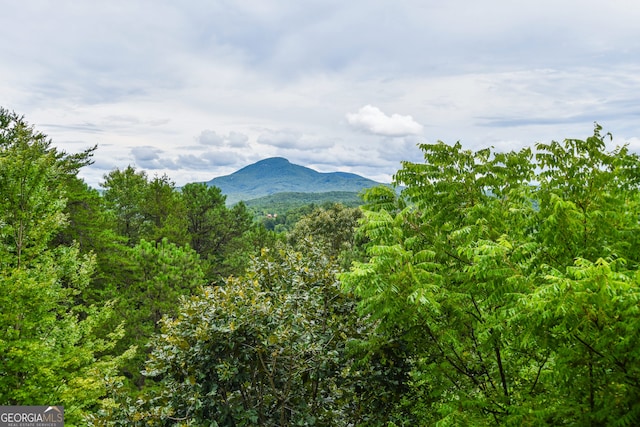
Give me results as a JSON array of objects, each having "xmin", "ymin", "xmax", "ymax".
[{"xmin": 2, "ymin": 1, "xmax": 640, "ymax": 187}]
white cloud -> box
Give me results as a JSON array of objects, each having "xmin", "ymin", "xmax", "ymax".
[
  {"xmin": 346, "ymin": 105, "xmax": 423, "ymax": 137},
  {"xmin": 227, "ymin": 131, "xmax": 249, "ymax": 147},
  {"xmin": 177, "ymin": 150, "xmax": 245, "ymax": 171},
  {"xmin": 131, "ymin": 146, "xmax": 162, "ymax": 162},
  {"xmin": 257, "ymin": 129, "xmax": 302, "ymax": 148},
  {"xmin": 257, "ymin": 129, "xmax": 334, "ymax": 150},
  {"xmin": 197, "ymin": 130, "xmax": 225, "ymax": 146},
  {"xmin": 198, "ymin": 130, "xmax": 250, "ymax": 148},
  {"xmin": 619, "ymin": 136, "xmax": 640, "ymax": 152},
  {"xmin": 131, "ymin": 146, "xmax": 180, "ymax": 170}
]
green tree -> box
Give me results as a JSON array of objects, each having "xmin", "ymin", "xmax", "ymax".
[
  {"xmin": 101, "ymin": 166, "xmax": 149, "ymax": 245},
  {"xmin": 51, "ymin": 175, "xmax": 131, "ymax": 309},
  {"xmin": 53, "ymin": 175, "xmax": 113, "ymax": 252},
  {"xmin": 0, "ymin": 109, "xmax": 95, "ymax": 267},
  {"xmin": 114, "ymin": 238, "xmax": 205, "ymax": 387},
  {"xmin": 94, "ymin": 241, "xmax": 360, "ymax": 426},
  {"xmin": 287, "ymin": 203, "xmax": 365, "ymax": 268},
  {"xmin": 101, "ymin": 168, "xmax": 189, "ymax": 247},
  {"xmin": 141, "ymin": 174, "xmax": 189, "ymax": 245},
  {"xmin": 342, "ymin": 125, "xmax": 640, "ymax": 425},
  {"xmin": 0, "ymin": 108, "xmax": 129, "ymax": 425},
  {"xmin": 181, "ymin": 183, "xmax": 255, "ymax": 282},
  {"xmin": 180, "ymin": 183, "xmax": 226, "ymax": 254},
  {"xmin": 512, "ymin": 127, "xmax": 640, "ymax": 425}
]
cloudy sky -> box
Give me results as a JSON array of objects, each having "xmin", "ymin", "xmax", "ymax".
[{"xmin": 2, "ymin": 1, "xmax": 640, "ymax": 187}]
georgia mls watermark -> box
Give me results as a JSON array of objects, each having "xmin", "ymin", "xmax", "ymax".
[{"xmin": 0, "ymin": 406, "xmax": 64, "ymax": 427}]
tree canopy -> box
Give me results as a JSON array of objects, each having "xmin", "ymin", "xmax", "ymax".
[
  {"xmin": 0, "ymin": 107, "xmax": 131, "ymax": 425},
  {"xmin": 342, "ymin": 124, "xmax": 640, "ymax": 425}
]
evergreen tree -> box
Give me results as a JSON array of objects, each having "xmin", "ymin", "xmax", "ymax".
[{"xmin": 181, "ymin": 183, "xmax": 255, "ymax": 282}]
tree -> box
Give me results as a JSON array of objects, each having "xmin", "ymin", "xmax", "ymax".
[
  {"xmin": 514, "ymin": 127, "xmax": 640, "ymax": 425},
  {"xmin": 0, "ymin": 109, "xmax": 95, "ymax": 267},
  {"xmin": 180, "ymin": 183, "xmax": 255, "ymax": 282},
  {"xmin": 50, "ymin": 175, "xmax": 133, "ymax": 310},
  {"xmin": 101, "ymin": 168, "xmax": 190, "ymax": 246},
  {"xmin": 287, "ymin": 203, "xmax": 365, "ymax": 268},
  {"xmin": 94, "ymin": 241, "xmax": 360, "ymax": 426},
  {"xmin": 141, "ymin": 174, "xmax": 189, "ymax": 245},
  {"xmin": 101, "ymin": 166, "xmax": 149, "ymax": 245},
  {"xmin": 180, "ymin": 183, "xmax": 226, "ymax": 254},
  {"xmin": 342, "ymin": 125, "xmax": 640, "ymax": 425},
  {"xmin": 53, "ymin": 175, "xmax": 113, "ymax": 252},
  {"xmin": 114, "ymin": 238, "xmax": 205, "ymax": 387},
  {"xmin": 0, "ymin": 108, "xmax": 129, "ymax": 425}
]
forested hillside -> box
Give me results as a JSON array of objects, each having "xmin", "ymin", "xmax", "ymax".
[{"xmin": 3, "ymin": 108, "xmax": 640, "ymax": 426}]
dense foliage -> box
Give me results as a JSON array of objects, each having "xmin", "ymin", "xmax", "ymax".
[
  {"xmin": 3, "ymin": 107, "xmax": 640, "ymax": 426},
  {"xmin": 0, "ymin": 108, "xmax": 130, "ymax": 425},
  {"xmin": 138, "ymin": 243, "xmax": 356, "ymax": 426},
  {"xmin": 342, "ymin": 124, "xmax": 640, "ymax": 426}
]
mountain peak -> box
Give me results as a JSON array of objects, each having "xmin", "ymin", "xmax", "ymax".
[
  {"xmin": 237, "ymin": 157, "xmax": 291, "ymax": 173},
  {"xmin": 255, "ymin": 157, "xmax": 290, "ymax": 165},
  {"xmin": 206, "ymin": 158, "xmax": 381, "ymax": 204}
]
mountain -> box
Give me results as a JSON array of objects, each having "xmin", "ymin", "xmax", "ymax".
[{"xmin": 205, "ymin": 157, "xmax": 382, "ymax": 204}]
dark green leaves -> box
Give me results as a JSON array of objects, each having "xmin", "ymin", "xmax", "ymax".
[{"xmin": 133, "ymin": 242, "xmax": 358, "ymax": 426}]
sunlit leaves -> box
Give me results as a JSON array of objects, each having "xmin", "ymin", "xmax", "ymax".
[
  {"xmin": 0, "ymin": 108, "xmax": 126, "ymax": 425},
  {"xmin": 343, "ymin": 125, "xmax": 640, "ymax": 425}
]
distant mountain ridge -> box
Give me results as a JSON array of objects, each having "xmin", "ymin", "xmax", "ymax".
[{"xmin": 205, "ymin": 157, "xmax": 382, "ymax": 204}]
